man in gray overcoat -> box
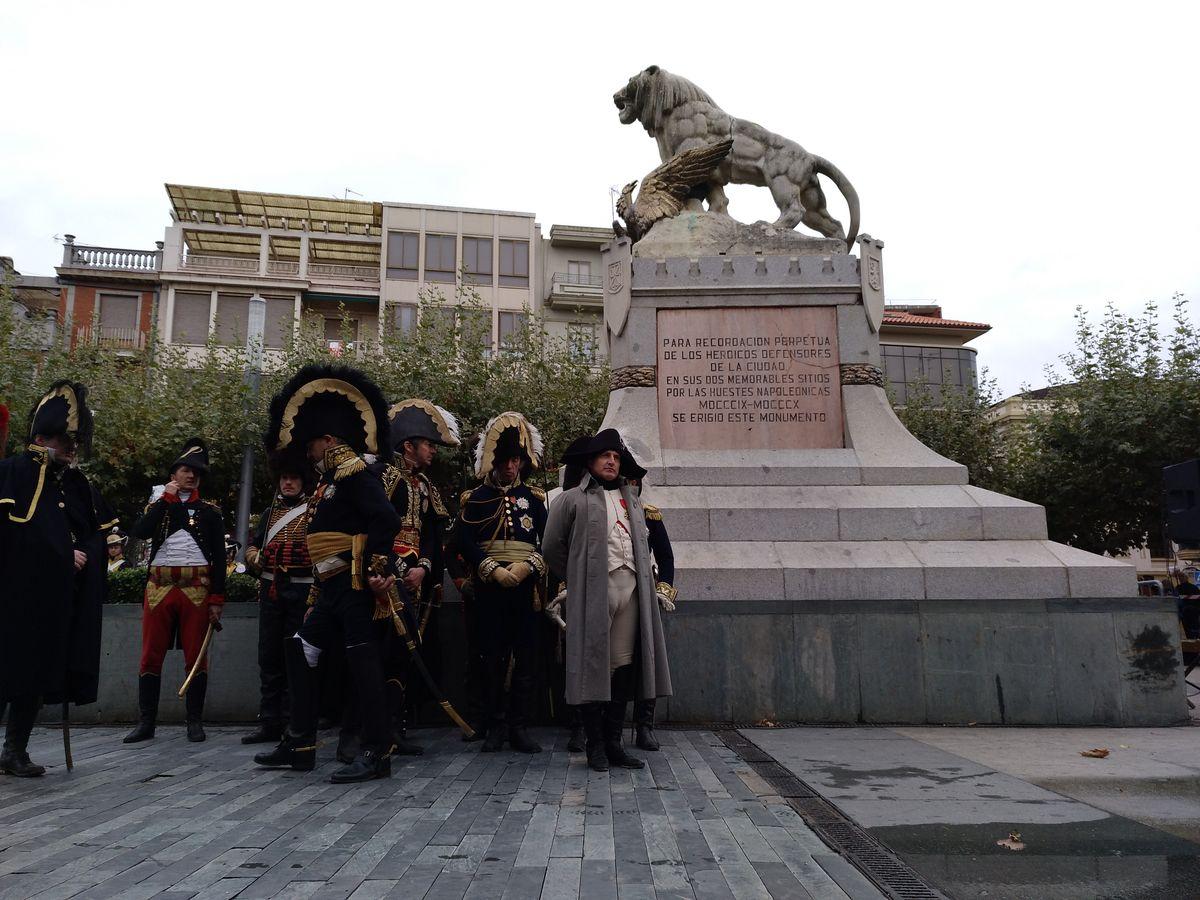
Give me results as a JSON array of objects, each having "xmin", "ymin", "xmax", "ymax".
[{"xmin": 543, "ymin": 429, "xmax": 672, "ymax": 772}]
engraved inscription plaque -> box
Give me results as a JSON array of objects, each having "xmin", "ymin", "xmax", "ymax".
[{"xmin": 657, "ymin": 306, "xmax": 843, "ymax": 450}]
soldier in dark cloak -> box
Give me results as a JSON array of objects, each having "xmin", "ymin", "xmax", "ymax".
[{"xmin": 0, "ymin": 381, "xmax": 115, "ymax": 777}]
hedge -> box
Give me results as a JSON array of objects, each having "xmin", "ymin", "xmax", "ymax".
[{"xmin": 106, "ymin": 567, "xmax": 260, "ymax": 604}]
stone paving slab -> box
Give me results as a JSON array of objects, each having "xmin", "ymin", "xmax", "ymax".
[{"xmin": 0, "ymin": 727, "xmax": 877, "ymax": 899}]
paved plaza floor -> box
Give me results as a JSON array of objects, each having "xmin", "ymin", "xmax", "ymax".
[{"xmin": 0, "ymin": 726, "xmax": 882, "ymax": 900}]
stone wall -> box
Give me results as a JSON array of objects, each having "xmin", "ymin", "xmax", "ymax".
[
  {"xmin": 657, "ymin": 597, "xmax": 1189, "ymax": 727},
  {"xmin": 47, "ymin": 595, "xmax": 1188, "ymax": 728}
]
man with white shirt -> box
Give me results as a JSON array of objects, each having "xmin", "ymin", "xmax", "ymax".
[{"xmin": 124, "ymin": 439, "xmax": 226, "ymax": 744}]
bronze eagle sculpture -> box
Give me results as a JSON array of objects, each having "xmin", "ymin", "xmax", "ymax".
[{"xmin": 613, "ymin": 138, "xmax": 734, "ymax": 243}]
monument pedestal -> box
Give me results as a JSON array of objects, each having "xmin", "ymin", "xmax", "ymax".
[{"xmin": 600, "ymin": 237, "xmax": 1187, "ymax": 726}]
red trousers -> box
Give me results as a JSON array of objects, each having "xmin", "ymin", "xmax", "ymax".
[{"xmin": 140, "ymin": 567, "xmax": 213, "ymax": 675}]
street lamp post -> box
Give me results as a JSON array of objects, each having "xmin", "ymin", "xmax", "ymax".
[{"xmin": 235, "ymin": 293, "xmax": 267, "ymax": 558}]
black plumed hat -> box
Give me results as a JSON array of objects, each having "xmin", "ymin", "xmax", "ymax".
[
  {"xmin": 264, "ymin": 364, "xmax": 392, "ymax": 464},
  {"xmin": 29, "ymin": 380, "xmax": 94, "ymax": 455},
  {"xmin": 472, "ymin": 411, "xmax": 544, "ymax": 478},
  {"xmin": 388, "ymin": 399, "xmax": 461, "ymax": 449}
]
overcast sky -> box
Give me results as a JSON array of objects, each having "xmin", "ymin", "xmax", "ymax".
[{"xmin": 2, "ymin": 1, "xmax": 1196, "ymax": 397}]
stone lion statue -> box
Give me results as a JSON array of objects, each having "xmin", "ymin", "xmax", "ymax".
[{"xmin": 613, "ymin": 65, "xmax": 860, "ymax": 248}]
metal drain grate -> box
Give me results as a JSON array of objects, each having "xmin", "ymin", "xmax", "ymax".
[{"xmin": 718, "ymin": 730, "xmax": 948, "ymax": 900}]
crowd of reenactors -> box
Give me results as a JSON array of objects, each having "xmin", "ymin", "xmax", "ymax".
[{"xmin": 0, "ymin": 364, "xmax": 676, "ymax": 782}]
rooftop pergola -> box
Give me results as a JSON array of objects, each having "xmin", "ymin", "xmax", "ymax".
[{"xmin": 165, "ymin": 184, "xmax": 382, "ymax": 265}]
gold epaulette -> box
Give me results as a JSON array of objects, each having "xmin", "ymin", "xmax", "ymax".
[
  {"xmin": 459, "ymin": 487, "xmax": 477, "ymax": 507},
  {"xmin": 529, "ymin": 486, "xmax": 546, "ymax": 504},
  {"xmin": 332, "ymin": 455, "xmax": 366, "ymax": 481},
  {"xmin": 427, "ymin": 480, "xmax": 449, "ymax": 517},
  {"xmin": 379, "ymin": 464, "xmax": 403, "ymax": 500},
  {"xmin": 644, "ymin": 504, "xmax": 663, "ymax": 521}
]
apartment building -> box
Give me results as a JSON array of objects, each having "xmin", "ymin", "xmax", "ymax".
[{"xmin": 54, "ymin": 184, "xmax": 616, "ymax": 365}]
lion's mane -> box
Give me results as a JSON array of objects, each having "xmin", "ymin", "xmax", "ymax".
[{"xmin": 625, "ymin": 66, "xmax": 716, "ymax": 135}]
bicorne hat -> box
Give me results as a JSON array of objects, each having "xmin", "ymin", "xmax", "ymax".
[
  {"xmin": 170, "ymin": 438, "xmax": 210, "ymax": 475},
  {"xmin": 473, "ymin": 411, "xmax": 543, "ymax": 478},
  {"xmin": 264, "ymin": 364, "xmax": 392, "ymax": 465},
  {"xmin": 28, "ymin": 380, "xmax": 94, "ymax": 455},
  {"xmin": 388, "ymin": 399, "xmax": 461, "ymax": 450},
  {"xmin": 559, "ymin": 434, "xmax": 591, "ymax": 492},
  {"xmin": 563, "ymin": 427, "xmax": 647, "ymax": 481}
]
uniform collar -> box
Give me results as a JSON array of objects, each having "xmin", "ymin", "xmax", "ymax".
[{"xmin": 485, "ymin": 470, "xmax": 520, "ymax": 492}]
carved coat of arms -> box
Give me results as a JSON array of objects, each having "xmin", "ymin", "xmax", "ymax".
[
  {"xmin": 607, "ymin": 261, "xmax": 623, "ymax": 294},
  {"xmin": 858, "ymin": 235, "xmax": 885, "ymax": 334},
  {"xmin": 602, "ymin": 238, "xmax": 632, "ymax": 337}
]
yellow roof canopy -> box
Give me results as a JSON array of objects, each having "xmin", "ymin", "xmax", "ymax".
[{"xmin": 168, "ymin": 184, "xmax": 382, "ymax": 266}]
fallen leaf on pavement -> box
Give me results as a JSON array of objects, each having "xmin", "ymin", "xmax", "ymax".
[
  {"xmin": 997, "ymin": 831, "xmax": 1025, "ymax": 851},
  {"xmin": 755, "ymin": 719, "xmax": 778, "ymax": 728},
  {"xmin": 1080, "ymin": 748, "xmax": 1110, "ymax": 758}
]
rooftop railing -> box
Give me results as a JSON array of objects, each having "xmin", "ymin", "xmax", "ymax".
[{"xmin": 61, "ymin": 236, "xmax": 162, "ymax": 273}]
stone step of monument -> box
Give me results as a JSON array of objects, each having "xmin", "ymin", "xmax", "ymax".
[
  {"xmin": 670, "ymin": 538, "xmax": 1134, "ymax": 602},
  {"xmin": 649, "ymin": 484, "xmax": 1047, "ymax": 543}
]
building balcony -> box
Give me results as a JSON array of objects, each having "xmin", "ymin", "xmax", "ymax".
[
  {"xmin": 58, "ymin": 236, "xmax": 162, "ymax": 282},
  {"xmin": 73, "ymin": 325, "xmax": 146, "ymax": 351},
  {"xmin": 548, "ymin": 271, "xmax": 603, "ymax": 310}
]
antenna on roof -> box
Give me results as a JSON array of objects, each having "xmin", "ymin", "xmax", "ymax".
[{"xmin": 343, "ymin": 188, "xmax": 362, "ymax": 200}]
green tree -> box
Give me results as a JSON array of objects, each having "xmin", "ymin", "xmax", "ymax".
[
  {"xmin": 891, "ymin": 371, "xmax": 1018, "ymax": 495},
  {"xmin": 1012, "ymin": 296, "xmax": 1200, "ymax": 555},
  {"xmin": 1, "ymin": 276, "xmax": 608, "ymax": 531}
]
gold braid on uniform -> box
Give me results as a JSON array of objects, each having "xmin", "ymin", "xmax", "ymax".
[
  {"xmin": 326, "ymin": 444, "xmax": 365, "ymax": 481},
  {"xmin": 425, "ymin": 476, "xmax": 449, "ymax": 517},
  {"xmin": 527, "ymin": 552, "xmax": 547, "ymax": 577},
  {"xmin": 379, "ymin": 463, "xmax": 404, "ymax": 500},
  {"xmin": 644, "ymin": 504, "xmax": 663, "ymax": 521}
]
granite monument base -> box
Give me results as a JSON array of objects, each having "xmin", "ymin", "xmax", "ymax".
[{"xmin": 598, "ymin": 238, "xmax": 1188, "ymax": 726}]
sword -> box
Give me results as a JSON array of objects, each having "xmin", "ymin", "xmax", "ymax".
[
  {"xmin": 61, "ymin": 702, "xmax": 73, "ymax": 772},
  {"xmin": 372, "ymin": 562, "xmax": 475, "ymax": 739},
  {"xmin": 178, "ymin": 620, "xmax": 222, "ymax": 698}
]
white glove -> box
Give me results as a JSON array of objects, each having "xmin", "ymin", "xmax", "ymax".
[
  {"xmin": 657, "ymin": 592, "xmax": 676, "ymax": 613},
  {"xmin": 545, "ymin": 587, "xmax": 567, "ymax": 629}
]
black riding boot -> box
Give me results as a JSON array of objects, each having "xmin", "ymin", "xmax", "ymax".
[
  {"xmin": 185, "ymin": 672, "xmax": 207, "ymax": 742},
  {"xmin": 123, "ymin": 674, "xmax": 160, "ymax": 744},
  {"xmin": 386, "ymin": 679, "xmax": 423, "ymax": 756},
  {"xmin": 581, "ymin": 703, "xmax": 608, "ymax": 771},
  {"xmin": 507, "ymin": 672, "xmax": 541, "ymax": 754},
  {"xmin": 480, "ymin": 654, "xmax": 508, "ymax": 752},
  {"xmin": 634, "ymin": 699, "xmax": 660, "ymax": 751},
  {"xmin": 255, "ymin": 639, "xmax": 317, "ymax": 771},
  {"xmin": 566, "ymin": 706, "xmax": 585, "ymax": 753},
  {"xmin": 1, "ymin": 696, "xmax": 45, "ymax": 777},
  {"xmin": 330, "ymin": 644, "xmax": 392, "ymax": 784},
  {"xmin": 604, "ymin": 666, "xmax": 643, "ymax": 769},
  {"xmin": 336, "ymin": 687, "xmax": 361, "ymax": 764}
]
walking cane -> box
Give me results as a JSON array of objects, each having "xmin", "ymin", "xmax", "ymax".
[
  {"xmin": 178, "ymin": 620, "xmax": 222, "ymax": 698},
  {"xmin": 61, "ymin": 702, "xmax": 73, "ymax": 772}
]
